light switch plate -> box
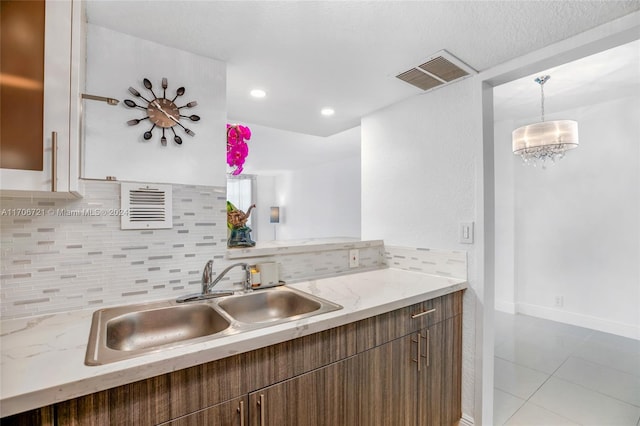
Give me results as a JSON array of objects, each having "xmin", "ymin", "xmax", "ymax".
[{"xmin": 459, "ymin": 222, "xmax": 474, "ymax": 244}]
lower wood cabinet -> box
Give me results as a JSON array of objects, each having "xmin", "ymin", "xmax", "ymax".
[
  {"xmin": 357, "ymin": 316, "xmax": 461, "ymax": 426},
  {"xmin": 52, "ymin": 353, "xmax": 245, "ymax": 425},
  {"xmin": 357, "ymin": 326, "xmax": 420, "ymax": 425},
  {"xmin": 159, "ymin": 396, "xmax": 247, "ymax": 426},
  {"xmin": 248, "ymin": 356, "xmax": 358, "ymax": 426},
  {"xmin": 436, "ymin": 314, "xmax": 463, "ymax": 426},
  {"xmin": 2, "ymin": 291, "xmax": 463, "ymax": 426},
  {"xmin": 0, "ymin": 407, "xmax": 54, "ymax": 426}
]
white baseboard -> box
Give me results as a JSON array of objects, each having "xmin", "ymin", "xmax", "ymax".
[
  {"xmin": 494, "ymin": 299, "xmax": 515, "ymax": 314},
  {"xmin": 458, "ymin": 413, "xmax": 474, "ymax": 426},
  {"xmin": 516, "ymin": 302, "xmax": 640, "ymax": 340}
]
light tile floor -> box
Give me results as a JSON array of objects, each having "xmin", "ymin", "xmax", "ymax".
[{"xmin": 494, "ymin": 311, "xmax": 640, "ymax": 426}]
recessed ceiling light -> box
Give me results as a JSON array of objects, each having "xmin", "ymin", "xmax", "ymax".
[
  {"xmin": 321, "ymin": 108, "xmax": 335, "ymax": 116},
  {"xmin": 250, "ymin": 89, "xmax": 266, "ymax": 98}
]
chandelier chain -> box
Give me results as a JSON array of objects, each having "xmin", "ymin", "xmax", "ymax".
[
  {"xmin": 535, "ymin": 75, "xmax": 549, "ymax": 122},
  {"xmin": 540, "ymin": 83, "xmax": 545, "ymax": 122}
]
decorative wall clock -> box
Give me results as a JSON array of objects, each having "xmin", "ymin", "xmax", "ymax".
[{"xmin": 124, "ymin": 78, "xmax": 200, "ymax": 145}]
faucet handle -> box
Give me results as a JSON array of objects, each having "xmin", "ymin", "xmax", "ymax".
[{"xmin": 202, "ymin": 260, "xmax": 214, "ymax": 287}]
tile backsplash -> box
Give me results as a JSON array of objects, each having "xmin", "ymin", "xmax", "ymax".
[
  {"xmin": 1, "ymin": 181, "xmax": 465, "ymax": 320},
  {"xmin": 1, "ymin": 181, "xmax": 384, "ymax": 319},
  {"xmin": 1, "ymin": 181, "xmax": 229, "ymax": 319},
  {"xmin": 383, "ymin": 245, "xmax": 467, "ymax": 280}
]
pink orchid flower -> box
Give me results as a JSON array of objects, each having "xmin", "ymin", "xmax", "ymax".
[{"xmin": 226, "ymin": 123, "xmax": 252, "ymax": 175}]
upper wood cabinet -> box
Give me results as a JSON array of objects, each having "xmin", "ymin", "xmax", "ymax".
[{"xmin": 0, "ymin": 0, "xmax": 83, "ymax": 197}]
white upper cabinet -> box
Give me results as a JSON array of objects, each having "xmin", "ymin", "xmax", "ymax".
[{"xmin": 0, "ymin": 0, "xmax": 83, "ymax": 197}]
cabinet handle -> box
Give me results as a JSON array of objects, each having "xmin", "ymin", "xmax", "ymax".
[
  {"xmin": 237, "ymin": 400, "xmax": 245, "ymax": 426},
  {"xmin": 411, "ymin": 333, "xmax": 421, "ymax": 372},
  {"xmin": 411, "ymin": 308, "xmax": 436, "ymax": 319},
  {"xmin": 426, "ymin": 329, "xmax": 430, "ymax": 368},
  {"xmin": 258, "ymin": 393, "xmax": 265, "ymax": 426},
  {"xmin": 51, "ymin": 131, "xmax": 58, "ymax": 192}
]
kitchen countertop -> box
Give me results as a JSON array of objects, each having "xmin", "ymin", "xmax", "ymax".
[{"xmin": 0, "ymin": 268, "xmax": 467, "ymax": 417}]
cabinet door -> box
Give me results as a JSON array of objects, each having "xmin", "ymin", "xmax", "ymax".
[
  {"xmin": 417, "ymin": 316, "xmax": 461, "ymax": 426},
  {"xmin": 248, "ymin": 357, "xmax": 357, "ymax": 426},
  {"xmin": 417, "ymin": 322, "xmax": 441, "ymax": 426},
  {"xmin": 443, "ymin": 315, "xmax": 463, "ymax": 424},
  {"xmin": 357, "ymin": 318, "xmax": 461, "ymax": 426},
  {"xmin": 161, "ymin": 396, "xmax": 247, "ymax": 426},
  {"xmin": 0, "ymin": 407, "xmax": 54, "ymax": 426},
  {"xmin": 0, "ymin": 0, "xmax": 75, "ymax": 193},
  {"xmin": 356, "ymin": 333, "xmax": 420, "ymax": 426}
]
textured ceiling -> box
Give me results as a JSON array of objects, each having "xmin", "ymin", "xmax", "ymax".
[
  {"xmin": 494, "ymin": 39, "xmax": 640, "ymax": 121},
  {"xmin": 86, "ymin": 1, "xmax": 640, "ymax": 136}
]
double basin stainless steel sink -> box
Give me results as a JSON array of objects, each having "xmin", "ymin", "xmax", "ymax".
[{"xmin": 85, "ymin": 286, "xmax": 342, "ymax": 365}]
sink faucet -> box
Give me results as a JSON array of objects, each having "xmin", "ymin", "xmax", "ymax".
[
  {"xmin": 203, "ymin": 261, "xmax": 252, "ymax": 294},
  {"xmin": 177, "ymin": 261, "xmax": 251, "ymax": 303}
]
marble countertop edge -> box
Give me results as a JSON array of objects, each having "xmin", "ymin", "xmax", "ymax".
[{"xmin": 226, "ymin": 238, "xmax": 384, "ymax": 259}]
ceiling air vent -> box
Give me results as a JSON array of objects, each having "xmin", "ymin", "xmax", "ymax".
[
  {"xmin": 396, "ymin": 50, "xmax": 476, "ymax": 92},
  {"xmin": 120, "ymin": 183, "xmax": 173, "ymax": 230}
]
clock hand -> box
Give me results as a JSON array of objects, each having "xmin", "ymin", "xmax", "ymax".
[
  {"xmin": 153, "ymin": 100, "xmax": 176, "ymax": 121},
  {"xmin": 152, "ymin": 100, "xmax": 165, "ymax": 112}
]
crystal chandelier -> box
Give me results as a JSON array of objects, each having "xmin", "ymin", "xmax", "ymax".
[{"xmin": 512, "ymin": 76, "xmax": 579, "ymax": 167}]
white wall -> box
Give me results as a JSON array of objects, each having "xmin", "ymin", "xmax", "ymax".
[
  {"xmin": 240, "ymin": 123, "xmax": 361, "ymax": 175},
  {"xmin": 495, "ymin": 95, "xmax": 640, "ymax": 338},
  {"xmin": 275, "ymin": 156, "xmax": 361, "ymax": 240},
  {"xmin": 361, "ymin": 77, "xmax": 478, "ymax": 419},
  {"xmin": 494, "ymin": 119, "xmax": 516, "ymax": 313},
  {"xmin": 84, "ymin": 24, "xmax": 227, "ymax": 187},
  {"xmin": 254, "ymin": 174, "xmax": 277, "ymax": 241},
  {"xmin": 361, "ymin": 82, "xmax": 476, "ymax": 248},
  {"xmin": 238, "ymin": 123, "xmax": 361, "ymax": 241}
]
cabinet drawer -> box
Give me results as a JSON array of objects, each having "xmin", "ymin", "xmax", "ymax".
[
  {"xmin": 158, "ymin": 396, "xmax": 247, "ymax": 426},
  {"xmin": 356, "ymin": 290, "xmax": 463, "ymax": 352},
  {"xmin": 243, "ymin": 322, "xmax": 357, "ymax": 392},
  {"xmin": 54, "ymin": 352, "xmax": 244, "ymax": 426}
]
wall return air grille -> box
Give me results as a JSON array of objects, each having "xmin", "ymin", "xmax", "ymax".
[
  {"xmin": 396, "ymin": 50, "xmax": 477, "ymax": 92},
  {"xmin": 120, "ymin": 183, "xmax": 173, "ymax": 230}
]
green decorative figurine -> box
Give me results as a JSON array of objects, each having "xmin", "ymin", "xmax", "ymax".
[{"xmin": 227, "ymin": 201, "xmax": 256, "ymax": 248}]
